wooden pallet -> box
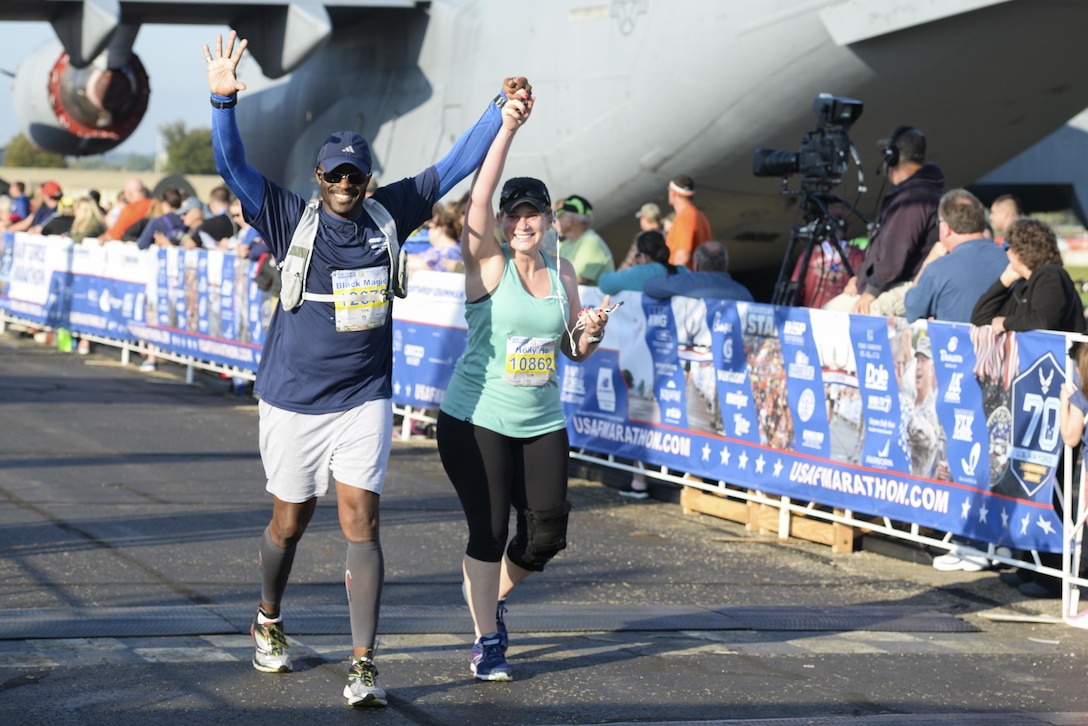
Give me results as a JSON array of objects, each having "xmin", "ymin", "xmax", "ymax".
[{"xmin": 680, "ymin": 484, "xmax": 858, "ymax": 553}]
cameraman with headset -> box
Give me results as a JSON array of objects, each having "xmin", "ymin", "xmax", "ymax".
[{"xmin": 825, "ymin": 126, "xmax": 944, "ymax": 316}]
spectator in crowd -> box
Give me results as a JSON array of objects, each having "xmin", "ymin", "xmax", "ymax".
[
  {"xmin": 598, "ymin": 229, "xmax": 687, "ymax": 295},
  {"xmin": 1060, "ymin": 340, "xmax": 1088, "ymax": 480},
  {"xmin": 69, "ymin": 195, "xmax": 110, "ymax": 355},
  {"xmin": 178, "ymin": 196, "xmax": 206, "ymax": 238},
  {"xmin": 136, "ymin": 187, "xmax": 188, "ymax": 249},
  {"xmin": 989, "ymin": 193, "xmax": 1022, "ymax": 241},
  {"xmin": 1051, "ymin": 342, "xmax": 1088, "ymax": 599},
  {"xmin": 909, "ymin": 191, "xmax": 1009, "ymax": 572},
  {"xmin": 554, "ymin": 194, "xmax": 615, "ymax": 285},
  {"xmin": 618, "ymin": 202, "xmax": 664, "ymax": 270},
  {"xmin": 665, "ymin": 175, "xmax": 712, "ymax": 269},
  {"xmin": 972, "ymin": 217, "xmax": 1085, "ymax": 596},
  {"xmin": 4, "ymin": 181, "xmax": 31, "ymax": 227},
  {"xmin": 408, "ymin": 201, "xmax": 462, "ymax": 275},
  {"xmin": 229, "ymin": 197, "xmax": 279, "ymax": 333},
  {"xmin": 121, "ymin": 196, "xmax": 162, "ymax": 243},
  {"xmin": 637, "ymin": 202, "xmax": 663, "ymax": 232},
  {"xmin": 187, "ymin": 185, "xmax": 237, "ymax": 249},
  {"xmin": 68, "ymin": 196, "xmax": 108, "ymax": 244},
  {"xmin": 971, "ymin": 217, "xmax": 1087, "ymax": 334},
  {"xmin": 8, "ymin": 181, "xmax": 64, "ymax": 234},
  {"xmin": 205, "ymin": 29, "xmax": 510, "ymax": 707},
  {"xmin": 104, "ymin": 190, "xmax": 125, "ymax": 228},
  {"xmin": 644, "ymin": 240, "xmax": 752, "ymax": 301},
  {"xmin": 229, "ymin": 198, "xmax": 263, "ymax": 254},
  {"xmin": 40, "ymin": 196, "xmax": 76, "ymax": 236},
  {"xmin": 904, "ymin": 189, "xmax": 1008, "ymax": 323},
  {"xmin": 825, "ymin": 126, "xmax": 944, "ymax": 316},
  {"xmin": 229, "ymin": 197, "xmax": 276, "ymax": 296},
  {"xmin": 88, "ymin": 189, "xmax": 106, "ymax": 216},
  {"xmin": 662, "ymin": 211, "xmax": 675, "ymax": 236},
  {"xmin": 101, "ymin": 178, "xmax": 153, "ymax": 241}
]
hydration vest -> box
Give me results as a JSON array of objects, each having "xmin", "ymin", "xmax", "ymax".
[{"xmin": 278, "ymin": 197, "xmax": 406, "ymax": 311}]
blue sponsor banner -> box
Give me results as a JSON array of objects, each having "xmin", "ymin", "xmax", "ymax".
[
  {"xmin": 1007, "ymin": 331, "xmax": 1065, "ymax": 501},
  {"xmin": 392, "ymin": 320, "xmax": 468, "ymax": 409},
  {"xmin": 927, "ymin": 323, "xmax": 988, "ymax": 487},
  {"xmin": 850, "ymin": 315, "xmax": 911, "ymax": 473},
  {"xmin": 196, "ymin": 252, "xmax": 209, "ymax": 336},
  {"xmin": 981, "ymin": 330, "xmax": 1064, "ymax": 551},
  {"xmin": 706, "ymin": 300, "xmax": 760, "ymax": 444},
  {"xmin": 156, "ymin": 247, "xmax": 171, "ymax": 327},
  {"xmin": 69, "ymin": 273, "xmax": 146, "ymax": 338},
  {"xmin": 0, "ymin": 231, "xmax": 1070, "ymax": 551},
  {"xmin": 777, "ymin": 306, "xmax": 830, "ymax": 457},
  {"xmin": 217, "ymin": 253, "xmax": 235, "ymax": 341},
  {"xmin": 563, "ymin": 348, "xmax": 648, "ymax": 456},
  {"xmin": 643, "ymin": 295, "xmax": 688, "ymax": 429}
]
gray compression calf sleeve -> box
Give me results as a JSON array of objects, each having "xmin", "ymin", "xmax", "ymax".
[
  {"xmin": 259, "ymin": 526, "xmax": 297, "ymax": 612},
  {"xmin": 345, "ymin": 540, "xmax": 384, "ymax": 650}
]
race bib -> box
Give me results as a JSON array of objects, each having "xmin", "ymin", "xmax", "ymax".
[
  {"xmin": 504, "ymin": 336, "xmax": 557, "ymax": 386},
  {"xmin": 332, "ymin": 267, "xmax": 390, "ymax": 331}
]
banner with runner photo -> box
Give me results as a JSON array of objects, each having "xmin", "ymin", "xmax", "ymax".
[{"xmin": 0, "ymin": 231, "xmax": 1070, "ymax": 551}]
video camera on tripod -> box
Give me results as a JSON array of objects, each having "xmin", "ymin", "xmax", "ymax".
[{"xmin": 752, "ymin": 94, "xmax": 869, "ymax": 307}]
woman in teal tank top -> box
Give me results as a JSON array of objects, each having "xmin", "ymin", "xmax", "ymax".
[{"xmin": 436, "ymin": 81, "xmax": 612, "ymax": 682}]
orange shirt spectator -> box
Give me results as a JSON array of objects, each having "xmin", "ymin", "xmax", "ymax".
[
  {"xmin": 101, "ymin": 177, "xmax": 153, "ymax": 241},
  {"xmin": 665, "ymin": 175, "xmax": 711, "ymax": 269}
]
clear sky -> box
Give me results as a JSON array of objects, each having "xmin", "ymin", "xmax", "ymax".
[{"xmin": 0, "ymin": 21, "xmax": 230, "ymax": 157}]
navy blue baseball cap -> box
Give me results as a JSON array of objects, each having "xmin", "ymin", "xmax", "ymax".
[{"xmin": 316, "ymin": 131, "xmax": 373, "ymax": 174}]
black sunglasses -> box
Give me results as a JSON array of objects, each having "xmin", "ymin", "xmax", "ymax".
[
  {"xmin": 318, "ymin": 170, "xmax": 367, "ymax": 185},
  {"xmin": 500, "ymin": 184, "xmax": 551, "ymax": 208}
]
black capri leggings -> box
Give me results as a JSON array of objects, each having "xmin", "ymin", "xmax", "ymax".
[{"xmin": 436, "ymin": 411, "xmax": 570, "ymax": 566}]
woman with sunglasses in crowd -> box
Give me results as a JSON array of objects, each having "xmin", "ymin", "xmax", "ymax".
[
  {"xmin": 436, "ymin": 82, "xmax": 611, "ymax": 682},
  {"xmin": 971, "ymin": 217, "xmax": 1086, "ymax": 334}
]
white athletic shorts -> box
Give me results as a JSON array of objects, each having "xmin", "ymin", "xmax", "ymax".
[{"xmin": 258, "ymin": 398, "xmax": 393, "ymax": 503}]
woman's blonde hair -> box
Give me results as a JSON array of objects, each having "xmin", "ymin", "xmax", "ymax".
[{"xmin": 70, "ymin": 196, "xmax": 106, "ymax": 235}]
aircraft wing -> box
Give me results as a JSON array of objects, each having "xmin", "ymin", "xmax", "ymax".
[
  {"xmin": 820, "ymin": 0, "xmax": 1014, "ymax": 46},
  {"xmin": 1, "ymin": 0, "xmax": 423, "ymax": 71}
]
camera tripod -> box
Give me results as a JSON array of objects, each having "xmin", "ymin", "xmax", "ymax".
[{"xmin": 771, "ymin": 191, "xmax": 858, "ymax": 308}]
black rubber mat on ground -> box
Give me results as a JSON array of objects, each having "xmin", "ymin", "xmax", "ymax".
[{"xmin": 0, "ymin": 603, "xmax": 976, "ymax": 640}]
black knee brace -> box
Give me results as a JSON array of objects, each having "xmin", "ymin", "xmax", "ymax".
[{"xmin": 506, "ymin": 501, "xmax": 572, "ymax": 572}]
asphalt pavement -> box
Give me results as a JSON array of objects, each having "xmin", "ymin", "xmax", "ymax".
[{"xmin": 1, "ymin": 330, "xmax": 1087, "ymax": 725}]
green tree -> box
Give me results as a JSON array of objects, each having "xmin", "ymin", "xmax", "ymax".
[
  {"xmin": 161, "ymin": 121, "xmax": 215, "ymax": 174},
  {"xmin": 3, "ymin": 134, "xmax": 68, "ymax": 168}
]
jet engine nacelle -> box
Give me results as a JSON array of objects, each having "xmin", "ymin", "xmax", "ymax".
[{"xmin": 12, "ymin": 39, "xmax": 149, "ymax": 156}]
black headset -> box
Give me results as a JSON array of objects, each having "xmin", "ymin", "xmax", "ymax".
[{"xmin": 882, "ymin": 125, "xmax": 916, "ymax": 168}]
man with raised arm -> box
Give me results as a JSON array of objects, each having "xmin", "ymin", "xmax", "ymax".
[{"xmin": 204, "ymin": 30, "xmax": 516, "ymax": 707}]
